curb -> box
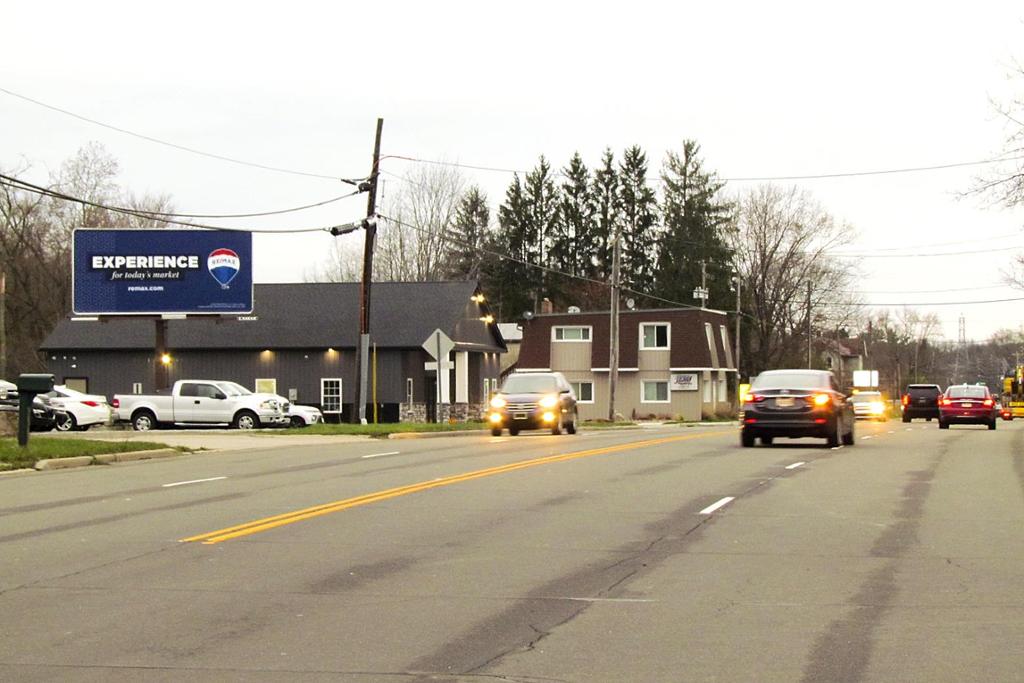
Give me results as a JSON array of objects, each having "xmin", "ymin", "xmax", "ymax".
[
  {"xmin": 33, "ymin": 448, "xmax": 182, "ymax": 471},
  {"xmin": 0, "ymin": 468, "xmax": 38, "ymax": 476}
]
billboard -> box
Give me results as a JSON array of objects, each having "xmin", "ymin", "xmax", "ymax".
[{"xmin": 73, "ymin": 229, "xmax": 253, "ymax": 315}]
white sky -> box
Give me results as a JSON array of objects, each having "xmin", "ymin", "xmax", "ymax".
[{"xmin": 3, "ymin": 1, "xmax": 1023, "ymax": 341}]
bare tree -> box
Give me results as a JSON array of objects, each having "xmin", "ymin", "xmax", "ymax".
[
  {"xmin": 374, "ymin": 163, "xmax": 466, "ymax": 281},
  {"xmin": 730, "ymin": 184, "xmax": 859, "ymax": 373},
  {"xmin": 304, "ymin": 233, "xmax": 363, "ymax": 282}
]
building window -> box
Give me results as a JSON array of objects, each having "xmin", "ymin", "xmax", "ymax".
[
  {"xmin": 703, "ymin": 372, "xmax": 712, "ymax": 402},
  {"xmin": 704, "ymin": 323, "xmax": 718, "ymax": 365},
  {"xmin": 642, "ymin": 380, "xmax": 670, "ymax": 403},
  {"xmin": 640, "ymin": 323, "xmax": 670, "ymax": 350},
  {"xmin": 570, "ymin": 381, "xmax": 594, "ymax": 403},
  {"xmin": 321, "ymin": 378, "xmax": 343, "ymax": 413},
  {"xmin": 483, "ymin": 378, "xmax": 490, "ymax": 401},
  {"xmin": 406, "ymin": 378, "xmax": 414, "ymax": 405},
  {"xmin": 255, "ymin": 378, "xmax": 277, "ymax": 395},
  {"xmin": 552, "ymin": 326, "xmax": 592, "ymax": 342},
  {"xmin": 132, "ymin": 382, "xmax": 143, "ymax": 394},
  {"xmin": 719, "ymin": 325, "xmax": 734, "ymax": 368}
]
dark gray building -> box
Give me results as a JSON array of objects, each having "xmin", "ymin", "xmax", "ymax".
[{"xmin": 41, "ymin": 281, "xmax": 505, "ymax": 423}]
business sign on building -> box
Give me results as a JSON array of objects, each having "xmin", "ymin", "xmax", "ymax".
[
  {"xmin": 852, "ymin": 370, "xmax": 879, "ymax": 388},
  {"xmin": 670, "ymin": 373, "xmax": 699, "ymax": 391},
  {"xmin": 73, "ymin": 229, "xmax": 253, "ymax": 315}
]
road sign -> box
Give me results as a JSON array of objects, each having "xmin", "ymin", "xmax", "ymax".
[
  {"xmin": 73, "ymin": 229, "xmax": 253, "ymax": 315},
  {"xmin": 421, "ymin": 329, "xmax": 455, "ymax": 360}
]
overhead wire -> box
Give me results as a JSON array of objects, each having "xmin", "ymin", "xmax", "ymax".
[
  {"xmin": 0, "ymin": 85, "xmax": 366, "ymax": 184},
  {"xmin": 0, "ymin": 173, "xmax": 358, "ymax": 234}
]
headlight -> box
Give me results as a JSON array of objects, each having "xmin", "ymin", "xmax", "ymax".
[
  {"xmin": 490, "ymin": 396, "xmax": 506, "ymax": 409},
  {"xmin": 489, "ymin": 413, "xmax": 503, "ymax": 423},
  {"xmin": 870, "ymin": 402, "xmax": 884, "ymax": 414},
  {"xmin": 542, "ymin": 411, "xmax": 556, "ymax": 422},
  {"xmin": 813, "ymin": 394, "xmax": 831, "ymax": 406},
  {"xmin": 260, "ymin": 400, "xmax": 279, "ymax": 410},
  {"xmin": 539, "ymin": 395, "xmax": 558, "ymax": 408}
]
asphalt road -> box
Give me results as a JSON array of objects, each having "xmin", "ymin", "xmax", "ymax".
[{"xmin": 1, "ymin": 420, "xmax": 1023, "ymax": 682}]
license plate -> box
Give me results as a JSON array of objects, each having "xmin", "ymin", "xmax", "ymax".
[
  {"xmin": 775, "ymin": 397, "xmax": 794, "ymax": 407},
  {"xmin": 961, "ymin": 402, "xmax": 972, "ymax": 408},
  {"xmin": 513, "ymin": 412, "xmax": 527, "ymax": 420}
]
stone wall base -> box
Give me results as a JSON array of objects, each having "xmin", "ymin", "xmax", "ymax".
[{"xmin": 401, "ymin": 402, "xmax": 486, "ymax": 424}]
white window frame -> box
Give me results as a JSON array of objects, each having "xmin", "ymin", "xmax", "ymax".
[
  {"xmin": 552, "ymin": 325, "xmax": 592, "ymax": 342},
  {"xmin": 255, "ymin": 378, "xmax": 277, "ymax": 395},
  {"xmin": 321, "ymin": 377, "xmax": 343, "ymax": 414},
  {"xmin": 703, "ymin": 372, "xmax": 712, "ymax": 402},
  {"xmin": 719, "ymin": 325, "xmax": 734, "ymax": 368},
  {"xmin": 406, "ymin": 378, "xmax": 414, "ymax": 405},
  {"xmin": 570, "ymin": 381, "xmax": 595, "ymax": 404},
  {"xmin": 132, "ymin": 382, "xmax": 143, "ymax": 394},
  {"xmin": 641, "ymin": 380, "xmax": 670, "ymax": 404},
  {"xmin": 640, "ymin": 322, "xmax": 671, "ymax": 350}
]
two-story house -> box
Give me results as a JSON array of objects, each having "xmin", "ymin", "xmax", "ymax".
[{"xmin": 516, "ymin": 307, "xmax": 736, "ymax": 421}]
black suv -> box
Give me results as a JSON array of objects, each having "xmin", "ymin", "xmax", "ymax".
[
  {"xmin": 488, "ymin": 372, "xmax": 578, "ymax": 436},
  {"xmin": 900, "ymin": 384, "xmax": 942, "ymax": 422}
]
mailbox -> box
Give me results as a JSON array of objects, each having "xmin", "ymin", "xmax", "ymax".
[
  {"xmin": 17, "ymin": 374, "xmax": 55, "ymax": 394},
  {"xmin": 15, "ymin": 373, "xmax": 55, "ymax": 447}
]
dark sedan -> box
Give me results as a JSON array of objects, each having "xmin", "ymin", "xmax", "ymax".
[
  {"xmin": 741, "ymin": 369, "xmax": 855, "ymax": 448},
  {"xmin": 938, "ymin": 384, "xmax": 997, "ymax": 430},
  {"xmin": 487, "ymin": 372, "xmax": 578, "ymax": 436},
  {"xmin": 0, "ymin": 395, "xmax": 62, "ymax": 432}
]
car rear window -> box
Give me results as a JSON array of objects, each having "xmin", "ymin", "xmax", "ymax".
[
  {"xmin": 751, "ymin": 372, "xmax": 829, "ymax": 391},
  {"xmin": 946, "ymin": 386, "xmax": 989, "ymax": 399},
  {"xmin": 849, "ymin": 393, "xmax": 881, "ymax": 403},
  {"xmin": 908, "ymin": 386, "xmax": 940, "ymax": 397}
]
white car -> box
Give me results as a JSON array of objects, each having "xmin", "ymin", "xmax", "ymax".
[
  {"xmin": 287, "ymin": 404, "xmax": 323, "ymax": 427},
  {"xmin": 46, "ymin": 385, "xmax": 113, "ymax": 431}
]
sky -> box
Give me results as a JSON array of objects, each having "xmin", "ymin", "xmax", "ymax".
[{"xmin": 2, "ymin": 1, "xmax": 1023, "ymax": 342}]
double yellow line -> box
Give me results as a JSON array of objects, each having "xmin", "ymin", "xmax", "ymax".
[{"xmin": 181, "ymin": 430, "xmax": 726, "ymax": 544}]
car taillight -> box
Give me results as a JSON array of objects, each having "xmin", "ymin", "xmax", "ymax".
[
  {"xmin": 901, "ymin": 394, "xmax": 909, "ymax": 406},
  {"xmin": 812, "ymin": 393, "xmax": 831, "ymax": 406},
  {"xmin": 82, "ymin": 400, "xmax": 100, "ymax": 407},
  {"xmin": 940, "ymin": 398, "xmax": 952, "ymax": 406},
  {"xmin": 983, "ymin": 398, "xmax": 994, "ymax": 407},
  {"xmin": 111, "ymin": 398, "xmax": 120, "ymax": 409},
  {"xmin": 743, "ymin": 393, "xmax": 766, "ymax": 403}
]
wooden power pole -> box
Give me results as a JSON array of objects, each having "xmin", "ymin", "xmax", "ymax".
[{"xmin": 352, "ymin": 118, "xmax": 384, "ymax": 423}]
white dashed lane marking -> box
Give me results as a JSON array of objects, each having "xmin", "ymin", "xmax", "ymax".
[
  {"xmin": 361, "ymin": 451, "xmax": 402, "ymax": 459},
  {"xmin": 785, "ymin": 462, "xmax": 805, "ymax": 470},
  {"xmin": 700, "ymin": 497, "xmax": 736, "ymax": 515},
  {"xmin": 163, "ymin": 477, "xmax": 227, "ymax": 488}
]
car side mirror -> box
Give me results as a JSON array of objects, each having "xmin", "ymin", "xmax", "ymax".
[{"xmin": 214, "ymin": 392, "xmax": 227, "ymax": 400}]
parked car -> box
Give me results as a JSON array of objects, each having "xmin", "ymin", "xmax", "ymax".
[
  {"xmin": 287, "ymin": 404, "xmax": 323, "ymax": 427},
  {"xmin": 939, "ymin": 384, "xmax": 997, "ymax": 430},
  {"xmin": 487, "ymin": 372, "xmax": 578, "ymax": 436},
  {"xmin": 740, "ymin": 369, "xmax": 855, "ymax": 448},
  {"xmin": 900, "ymin": 384, "xmax": 943, "ymax": 422},
  {"xmin": 0, "ymin": 380, "xmax": 63, "ymax": 432},
  {"xmin": 44, "ymin": 385, "xmax": 113, "ymax": 431},
  {"xmin": 848, "ymin": 390, "xmax": 887, "ymax": 421},
  {"xmin": 113, "ymin": 379, "xmax": 290, "ymax": 431}
]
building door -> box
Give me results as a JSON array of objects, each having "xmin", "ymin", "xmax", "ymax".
[{"xmin": 425, "ymin": 375, "xmax": 437, "ymax": 423}]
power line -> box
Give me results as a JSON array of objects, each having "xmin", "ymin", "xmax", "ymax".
[
  {"xmin": 0, "ymin": 171, "xmax": 362, "ymax": 219},
  {"xmin": 828, "ymin": 244, "xmax": 1024, "ymax": 258},
  {"xmin": 0, "ymin": 173, "xmax": 352, "ymax": 234},
  {"xmin": 376, "ymin": 212, "xmax": 705, "ymax": 311},
  {"xmin": 385, "ymin": 152, "xmax": 1024, "ymax": 183},
  {"xmin": 0, "ymin": 85, "xmax": 366, "ymax": 184}
]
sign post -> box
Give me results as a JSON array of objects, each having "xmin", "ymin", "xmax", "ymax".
[{"xmin": 422, "ymin": 329, "xmax": 455, "ymax": 422}]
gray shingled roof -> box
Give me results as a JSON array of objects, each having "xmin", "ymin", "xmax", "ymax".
[{"xmin": 42, "ymin": 281, "xmax": 505, "ymax": 351}]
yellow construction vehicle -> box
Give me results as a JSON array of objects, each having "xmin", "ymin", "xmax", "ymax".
[{"xmin": 1001, "ymin": 368, "xmax": 1024, "ymax": 419}]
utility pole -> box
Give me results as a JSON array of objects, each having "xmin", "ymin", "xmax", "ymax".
[
  {"xmin": 0, "ymin": 273, "xmax": 6, "ymax": 381},
  {"xmin": 352, "ymin": 118, "xmax": 384, "ymax": 423},
  {"xmin": 607, "ymin": 230, "xmax": 621, "ymax": 422},
  {"xmin": 733, "ymin": 274, "xmax": 741, "ymax": 374},
  {"xmin": 700, "ymin": 260, "xmax": 708, "ymax": 309},
  {"xmin": 806, "ymin": 281, "xmax": 812, "ymax": 369}
]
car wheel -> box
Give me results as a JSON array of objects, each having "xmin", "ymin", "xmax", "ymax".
[
  {"xmin": 842, "ymin": 421, "xmax": 855, "ymax": 445},
  {"xmin": 55, "ymin": 412, "xmax": 77, "ymax": 432},
  {"xmin": 939, "ymin": 420, "xmax": 949, "ymax": 430},
  {"xmin": 565, "ymin": 410, "xmax": 578, "ymax": 434},
  {"xmin": 509, "ymin": 427, "xmax": 520, "ymax": 436},
  {"xmin": 902, "ymin": 415, "xmax": 911, "ymax": 423},
  {"xmin": 490, "ymin": 428, "xmax": 502, "ymax": 437},
  {"xmin": 289, "ymin": 416, "xmax": 305, "ymax": 428},
  {"xmin": 233, "ymin": 410, "xmax": 260, "ymax": 430},
  {"xmin": 826, "ymin": 419, "xmax": 840, "ymax": 448},
  {"xmin": 760, "ymin": 436, "xmax": 774, "ymax": 446},
  {"xmin": 741, "ymin": 430, "xmax": 755, "ymax": 447},
  {"xmin": 132, "ymin": 410, "xmax": 156, "ymax": 432},
  {"xmin": 551, "ymin": 414, "xmax": 562, "ymax": 435}
]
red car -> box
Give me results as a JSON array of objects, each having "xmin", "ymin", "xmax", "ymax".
[{"xmin": 938, "ymin": 384, "xmax": 997, "ymax": 430}]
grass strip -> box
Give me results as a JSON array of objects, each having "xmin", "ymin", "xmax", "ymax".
[{"xmin": 0, "ymin": 438, "xmax": 176, "ymax": 471}]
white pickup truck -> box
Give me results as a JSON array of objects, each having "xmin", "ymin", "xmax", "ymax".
[{"xmin": 113, "ymin": 380, "xmax": 290, "ymax": 431}]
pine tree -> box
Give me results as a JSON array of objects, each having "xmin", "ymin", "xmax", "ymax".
[
  {"xmin": 618, "ymin": 146, "xmax": 659, "ymax": 294},
  {"xmin": 489, "ymin": 174, "xmax": 537, "ymax": 320},
  {"xmin": 552, "ymin": 153, "xmax": 596, "ymax": 280},
  {"xmin": 445, "ymin": 186, "xmax": 491, "ymax": 281},
  {"xmin": 654, "ymin": 140, "xmax": 733, "ymax": 309},
  {"xmin": 523, "ymin": 156, "xmax": 561, "ymax": 300},
  {"xmin": 591, "ymin": 148, "xmax": 621, "ymax": 282}
]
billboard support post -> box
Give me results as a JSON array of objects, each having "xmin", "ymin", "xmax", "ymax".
[{"xmin": 154, "ymin": 318, "xmax": 169, "ymax": 391}]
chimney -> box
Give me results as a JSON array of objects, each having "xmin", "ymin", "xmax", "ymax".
[{"xmin": 540, "ymin": 298, "xmax": 553, "ymax": 314}]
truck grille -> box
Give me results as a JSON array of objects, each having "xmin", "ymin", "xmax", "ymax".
[{"xmin": 506, "ymin": 402, "xmax": 537, "ymax": 411}]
